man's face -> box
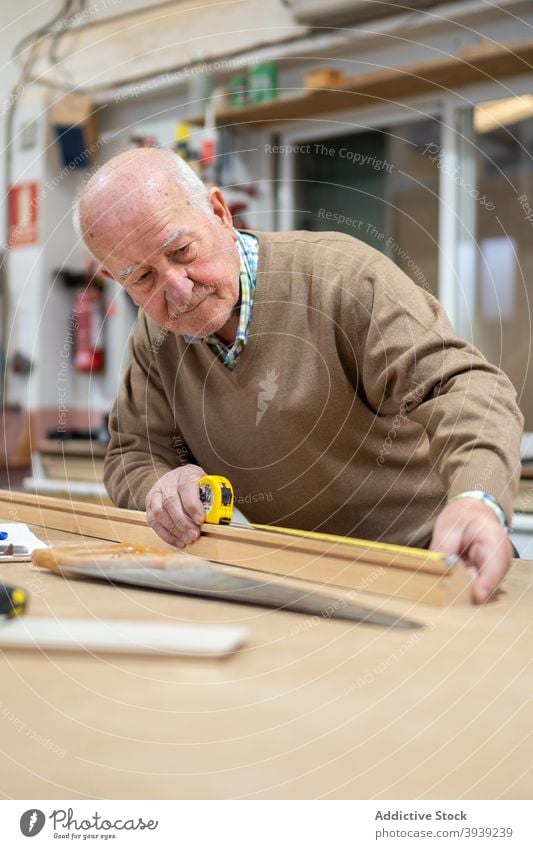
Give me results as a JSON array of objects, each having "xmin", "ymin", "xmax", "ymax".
[{"xmin": 97, "ymin": 186, "xmax": 241, "ymax": 338}]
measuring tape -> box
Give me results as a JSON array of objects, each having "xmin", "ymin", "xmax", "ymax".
[
  {"xmin": 199, "ymin": 475, "xmax": 234, "ymax": 525},
  {"xmin": 198, "ymin": 474, "xmax": 451, "ymax": 563}
]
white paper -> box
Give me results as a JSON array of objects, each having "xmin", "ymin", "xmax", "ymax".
[{"xmin": 0, "ymin": 523, "xmax": 48, "ymax": 552}]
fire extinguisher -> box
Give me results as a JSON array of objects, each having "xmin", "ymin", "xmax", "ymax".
[{"xmin": 74, "ymin": 282, "xmax": 105, "ymax": 372}]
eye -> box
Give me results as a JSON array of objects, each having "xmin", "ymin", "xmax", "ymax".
[
  {"xmin": 171, "ymin": 243, "xmax": 195, "ymax": 261},
  {"xmin": 131, "ymin": 270, "xmax": 151, "ymax": 286}
]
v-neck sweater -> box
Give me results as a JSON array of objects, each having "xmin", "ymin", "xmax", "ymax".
[{"xmin": 104, "ymin": 229, "xmax": 522, "ymax": 547}]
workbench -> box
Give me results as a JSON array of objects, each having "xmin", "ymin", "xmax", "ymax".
[
  {"xmin": 0, "ymin": 513, "xmax": 531, "ymax": 800},
  {"xmin": 24, "ymin": 439, "xmax": 111, "ymax": 504}
]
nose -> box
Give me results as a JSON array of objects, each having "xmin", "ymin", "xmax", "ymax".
[{"xmin": 160, "ymin": 263, "xmax": 193, "ymax": 307}]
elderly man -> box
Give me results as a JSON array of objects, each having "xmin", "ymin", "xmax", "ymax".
[{"xmin": 76, "ymin": 147, "xmax": 522, "ymax": 602}]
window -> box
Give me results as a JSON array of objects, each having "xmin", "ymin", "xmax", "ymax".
[
  {"xmin": 291, "ymin": 118, "xmax": 441, "ymax": 296},
  {"xmin": 456, "ymin": 99, "xmax": 533, "ymax": 428}
]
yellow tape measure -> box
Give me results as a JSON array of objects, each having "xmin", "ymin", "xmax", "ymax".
[
  {"xmin": 248, "ymin": 523, "xmax": 446, "ymax": 562},
  {"xmin": 199, "ymin": 475, "xmax": 234, "ymax": 525},
  {"xmin": 199, "ymin": 475, "xmax": 449, "ymax": 563}
]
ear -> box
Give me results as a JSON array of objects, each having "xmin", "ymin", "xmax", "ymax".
[{"xmin": 208, "ymin": 187, "xmax": 237, "ymax": 240}]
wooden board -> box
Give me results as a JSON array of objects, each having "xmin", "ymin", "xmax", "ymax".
[
  {"xmin": 0, "ymin": 616, "xmax": 248, "ymax": 657},
  {"xmin": 0, "ymin": 490, "xmax": 471, "ymax": 605},
  {"xmin": 190, "ymin": 524, "xmax": 470, "ymax": 606}
]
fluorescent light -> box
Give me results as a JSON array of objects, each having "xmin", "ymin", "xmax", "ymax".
[{"xmin": 474, "ymin": 95, "xmax": 533, "ymax": 134}]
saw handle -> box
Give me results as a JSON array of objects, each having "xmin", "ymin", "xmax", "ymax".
[
  {"xmin": 32, "ymin": 548, "xmax": 64, "ymax": 573},
  {"xmin": 31, "ymin": 543, "xmax": 178, "ymax": 574}
]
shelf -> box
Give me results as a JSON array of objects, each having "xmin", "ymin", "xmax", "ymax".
[{"xmin": 189, "ymin": 41, "xmax": 533, "ymax": 128}]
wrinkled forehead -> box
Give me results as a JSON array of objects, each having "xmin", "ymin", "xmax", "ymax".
[{"xmin": 83, "ymin": 179, "xmax": 207, "ymax": 262}]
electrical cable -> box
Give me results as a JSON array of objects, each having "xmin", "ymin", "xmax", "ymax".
[
  {"xmin": 48, "ymin": 1, "xmax": 88, "ymax": 83},
  {"xmin": 12, "ymin": 0, "xmax": 79, "ymax": 70},
  {"xmin": 1, "ymin": 0, "xmax": 79, "ymax": 407}
]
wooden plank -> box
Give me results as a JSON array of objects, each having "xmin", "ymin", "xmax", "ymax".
[
  {"xmin": 0, "ymin": 489, "xmax": 451, "ymax": 573},
  {"xmin": 190, "ymin": 525, "xmax": 470, "ymax": 606},
  {"xmin": 2, "ymin": 494, "xmax": 134, "ymax": 544},
  {"xmin": 0, "ymin": 489, "xmax": 471, "ymax": 605}
]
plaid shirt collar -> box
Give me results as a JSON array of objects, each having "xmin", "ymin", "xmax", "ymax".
[{"xmin": 184, "ymin": 230, "xmax": 258, "ymax": 370}]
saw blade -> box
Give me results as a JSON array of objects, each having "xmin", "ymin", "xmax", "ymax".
[{"xmin": 60, "ymin": 562, "xmax": 421, "ymax": 629}]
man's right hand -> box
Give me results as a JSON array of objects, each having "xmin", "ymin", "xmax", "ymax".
[{"xmin": 145, "ymin": 464, "xmax": 207, "ymax": 548}]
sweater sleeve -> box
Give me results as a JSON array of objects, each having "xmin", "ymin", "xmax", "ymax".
[
  {"xmin": 351, "ymin": 254, "xmax": 523, "ymax": 524},
  {"xmin": 104, "ymin": 313, "xmax": 187, "ymax": 509}
]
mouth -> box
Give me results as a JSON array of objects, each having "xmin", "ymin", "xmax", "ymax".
[{"xmin": 167, "ymin": 290, "xmax": 215, "ymax": 321}]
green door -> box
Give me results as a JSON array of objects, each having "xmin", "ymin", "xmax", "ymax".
[{"xmin": 293, "ymin": 130, "xmax": 388, "ymax": 253}]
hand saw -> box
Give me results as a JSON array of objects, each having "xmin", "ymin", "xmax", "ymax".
[{"xmin": 32, "ymin": 544, "xmax": 421, "ymax": 629}]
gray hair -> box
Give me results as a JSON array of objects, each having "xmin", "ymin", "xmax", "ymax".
[
  {"xmin": 168, "ymin": 154, "xmax": 213, "ymax": 215},
  {"xmin": 72, "ymin": 149, "xmax": 213, "ymax": 242}
]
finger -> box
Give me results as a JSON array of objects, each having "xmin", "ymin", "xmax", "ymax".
[
  {"xmin": 459, "ymin": 515, "xmax": 509, "ymax": 595},
  {"xmin": 169, "ymin": 501, "xmax": 201, "ymax": 544},
  {"xmin": 145, "ymin": 488, "xmax": 161, "ymax": 527},
  {"xmin": 148, "ymin": 489, "xmax": 193, "ymax": 542},
  {"xmin": 179, "ymin": 468, "xmax": 207, "ymax": 525},
  {"xmin": 150, "ymin": 520, "xmax": 186, "ymax": 549},
  {"xmin": 433, "ymin": 509, "xmax": 511, "ymax": 602},
  {"xmin": 157, "ymin": 484, "xmax": 198, "ymax": 536},
  {"xmin": 470, "ymin": 530, "xmax": 512, "ymax": 603},
  {"xmin": 429, "ymin": 511, "xmax": 466, "ymax": 555},
  {"xmin": 430, "ymin": 516, "xmax": 477, "ymax": 600}
]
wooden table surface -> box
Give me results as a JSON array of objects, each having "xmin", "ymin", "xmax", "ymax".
[{"xmin": 0, "ymin": 520, "xmax": 531, "ymax": 800}]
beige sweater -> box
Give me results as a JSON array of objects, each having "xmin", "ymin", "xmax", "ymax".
[{"xmin": 104, "ymin": 230, "xmax": 523, "ymax": 547}]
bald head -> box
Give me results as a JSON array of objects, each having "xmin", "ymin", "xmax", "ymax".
[
  {"xmin": 72, "ymin": 147, "xmax": 240, "ymax": 340},
  {"xmin": 74, "ymin": 148, "xmax": 212, "ymax": 262}
]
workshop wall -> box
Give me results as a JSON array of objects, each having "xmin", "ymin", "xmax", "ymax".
[
  {"xmin": 1, "ymin": 0, "xmax": 291, "ymax": 425},
  {"xmin": 3, "ymin": 0, "xmax": 533, "ymax": 447}
]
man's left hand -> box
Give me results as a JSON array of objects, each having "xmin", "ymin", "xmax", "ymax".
[{"xmin": 429, "ymin": 498, "xmax": 513, "ymax": 603}]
